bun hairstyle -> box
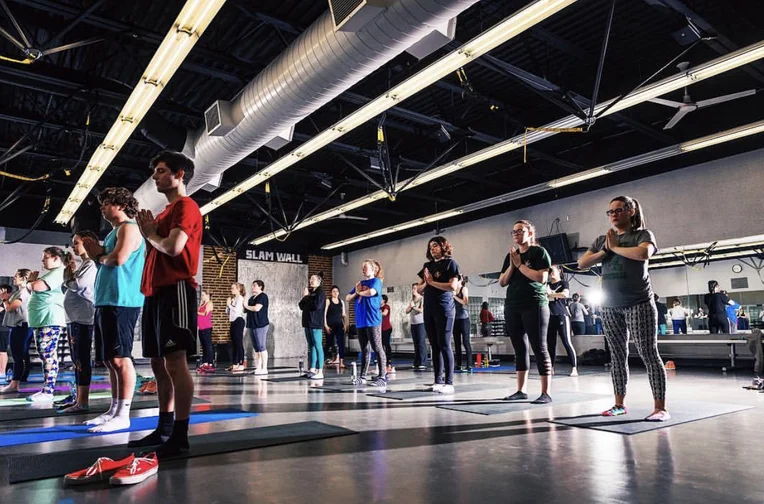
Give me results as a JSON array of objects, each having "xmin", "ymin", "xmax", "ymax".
[
  {"xmin": 234, "ymin": 283, "xmax": 246, "ymax": 296},
  {"xmin": 610, "ymin": 195, "xmax": 646, "ymax": 231},
  {"xmin": 15, "ymin": 269, "xmax": 31, "ymax": 281},
  {"xmin": 43, "ymin": 246, "xmax": 66, "ymax": 260},
  {"xmin": 513, "ymin": 220, "xmax": 537, "ymax": 245},
  {"xmin": 362, "ymin": 260, "xmax": 385, "ymax": 279}
]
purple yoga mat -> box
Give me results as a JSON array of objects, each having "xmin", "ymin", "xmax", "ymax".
[{"xmin": 18, "ymin": 382, "xmax": 111, "ymax": 393}]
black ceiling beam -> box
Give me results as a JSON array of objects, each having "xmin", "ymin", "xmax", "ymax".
[
  {"xmin": 7, "ymin": 0, "xmax": 256, "ymax": 82},
  {"xmin": 449, "ymin": 42, "xmax": 677, "ymax": 146},
  {"xmin": 644, "ymin": 0, "xmax": 764, "ymax": 85}
]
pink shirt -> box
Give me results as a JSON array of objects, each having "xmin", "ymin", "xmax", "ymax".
[{"xmin": 198, "ymin": 303, "xmax": 212, "ymax": 330}]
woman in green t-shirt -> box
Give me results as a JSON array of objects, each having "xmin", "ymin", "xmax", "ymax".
[
  {"xmin": 499, "ymin": 220, "xmax": 553, "ymax": 404},
  {"xmin": 26, "ymin": 246, "xmax": 67, "ymax": 403}
]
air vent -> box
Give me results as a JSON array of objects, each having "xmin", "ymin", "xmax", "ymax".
[
  {"xmin": 204, "ymin": 100, "xmax": 236, "ymax": 136},
  {"xmin": 328, "ymin": 0, "xmax": 395, "ymax": 32},
  {"xmin": 731, "ymin": 277, "xmax": 749, "ymax": 289}
]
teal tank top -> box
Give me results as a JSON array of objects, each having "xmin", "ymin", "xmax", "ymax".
[{"xmin": 94, "ymin": 221, "xmax": 146, "ymax": 307}]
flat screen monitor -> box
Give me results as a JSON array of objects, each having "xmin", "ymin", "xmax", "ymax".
[{"xmin": 538, "ymin": 233, "xmax": 573, "ymax": 264}]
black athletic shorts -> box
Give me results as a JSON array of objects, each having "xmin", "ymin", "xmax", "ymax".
[
  {"xmin": 141, "ymin": 280, "xmax": 197, "ymax": 358},
  {"xmin": 95, "ymin": 306, "xmax": 141, "ymax": 360}
]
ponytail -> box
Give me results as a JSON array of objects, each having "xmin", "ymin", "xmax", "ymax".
[
  {"xmin": 514, "ymin": 220, "xmax": 537, "ymax": 245},
  {"xmin": 610, "ymin": 196, "xmax": 646, "ymax": 231}
]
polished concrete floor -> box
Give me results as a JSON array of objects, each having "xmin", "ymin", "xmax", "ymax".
[{"xmin": 2, "ymin": 359, "xmax": 764, "ymax": 503}]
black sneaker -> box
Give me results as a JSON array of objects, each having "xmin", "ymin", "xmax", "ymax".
[
  {"xmin": 531, "ymin": 393, "xmax": 552, "ymax": 404},
  {"xmin": 54, "ymin": 394, "xmax": 76, "ymax": 408},
  {"xmin": 503, "ymin": 391, "xmax": 528, "ymax": 401}
]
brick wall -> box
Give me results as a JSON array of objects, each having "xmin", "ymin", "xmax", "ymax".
[{"xmin": 201, "ymin": 246, "xmax": 238, "ymax": 344}]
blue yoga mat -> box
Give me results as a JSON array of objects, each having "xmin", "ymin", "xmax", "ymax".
[
  {"xmin": 471, "ymin": 365, "xmax": 516, "ymax": 372},
  {"xmin": 24, "ymin": 373, "xmax": 108, "ymax": 383},
  {"xmin": 0, "ymin": 409, "xmax": 257, "ymax": 447}
]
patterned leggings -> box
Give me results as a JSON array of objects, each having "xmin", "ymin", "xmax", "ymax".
[
  {"xmin": 601, "ymin": 300, "xmax": 667, "ymax": 401},
  {"xmin": 35, "ymin": 326, "xmax": 63, "ymax": 394},
  {"xmin": 357, "ymin": 325, "xmax": 386, "ymax": 379}
]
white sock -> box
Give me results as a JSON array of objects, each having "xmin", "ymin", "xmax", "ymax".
[
  {"xmin": 87, "ymin": 414, "xmax": 130, "ymax": 433},
  {"xmin": 84, "ymin": 398, "xmax": 117, "ymax": 426},
  {"xmin": 114, "ymin": 399, "xmax": 132, "ymax": 420}
]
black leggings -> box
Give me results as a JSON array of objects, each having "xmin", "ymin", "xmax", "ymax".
[
  {"xmin": 424, "ymin": 305, "xmax": 455, "ymax": 385},
  {"xmin": 453, "ymin": 317, "xmax": 472, "ymax": 368},
  {"xmin": 708, "ymin": 314, "xmax": 729, "ymax": 334},
  {"xmin": 9, "ymin": 324, "xmax": 33, "ymax": 381},
  {"xmin": 505, "ymin": 305, "xmax": 551, "ymax": 375},
  {"xmin": 411, "ymin": 323, "xmax": 427, "ymax": 367},
  {"xmin": 326, "ymin": 321, "xmax": 345, "ymax": 358},
  {"xmin": 68, "ymin": 322, "xmax": 94, "ymax": 387},
  {"xmin": 382, "ymin": 328, "xmax": 393, "ymax": 366},
  {"xmin": 547, "ymin": 314, "xmax": 577, "ymax": 368},
  {"xmin": 199, "ymin": 328, "xmax": 213, "ymax": 364},
  {"xmin": 230, "ymin": 318, "xmax": 245, "ymax": 365}
]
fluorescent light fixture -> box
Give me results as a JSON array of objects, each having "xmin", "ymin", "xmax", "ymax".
[
  {"xmin": 319, "ymin": 119, "xmax": 764, "ymax": 250},
  {"xmin": 654, "ymin": 234, "xmax": 764, "ymax": 257},
  {"xmin": 547, "ymin": 168, "xmax": 611, "ymax": 188},
  {"xmin": 650, "ymin": 248, "xmax": 764, "ymax": 269},
  {"xmin": 250, "ymin": 39, "xmax": 764, "ymax": 246},
  {"xmin": 322, "ymin": 210, "xmax": 463, "ymax": 250},
  {"xmin": 197, "ymin": 0, "xmax": 577, "ymax": 218},
  {"xmin": 53, "ymin": 0, "xmax": 227, "ymax": 225},
  {"xmin": 680, "ymin": 120, "xmax": 764, "ymax": 152}
]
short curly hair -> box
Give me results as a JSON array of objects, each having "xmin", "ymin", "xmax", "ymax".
[
  {"xmin": 426, "ymin": 236, "xmax": 452, "ymax": 261},
  {"xmin": 98, "ymin": 187, "xmax": 139, "ymax": 218}
]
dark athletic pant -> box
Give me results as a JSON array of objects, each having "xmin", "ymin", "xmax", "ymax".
[
  {"xmin": 229, "ymin": 318, "xmax": 245, "ymax": 365},
  {"xmin": 325, "ymin": 321, "xmax": 345, "ymax": 359},
  {"xmin": 382, "ymin": 328, "xmax": 393, "ymax": 367},
  {"xmin": 453, "ymin": 317, "xmax": 472, "ymax": 368},
  {"xmin": 199, "ymin": 328, "xmax": 213, "ymax": 365},
  {"xmin": 547, "ymin": 314, "xmax": 577, "ymax": 368},
  {"xmin": 424, "ymin": 305, "xmax": 455, "ymax": 385},
  {"xmin": 411, "ymin": 323, "xmax": 427, "ymax": 367},
  {"xmin": 505, "ymin": 305, "xmax": 551, "ymax": 375},
  {"xmin": 708, "ymin": 315, "xmax": 729, "ymax": 334},
  {"xmin": 9, "ymin": 324, "xmax": 33, "ymax": 381},
  {"xmin": 68, "ymin": 322, "xmax": 94, "ymax": 387}
]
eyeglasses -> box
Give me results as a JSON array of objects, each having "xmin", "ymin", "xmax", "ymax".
[
  {"xmin": 511, "ymin": 229, "xmax": 527, "ymax": 235},
  {"xmin": 605, "ymin": 208, "xmax": 627, "ymax": 217}
]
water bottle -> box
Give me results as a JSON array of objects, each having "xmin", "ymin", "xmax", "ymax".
[
  {"xmin": 351, "ymin": 361, "xmax": 357, "ymax": 380},
  {"xmin": 298, "ymin": 360, "xmax": 304, "ymax": 374}
]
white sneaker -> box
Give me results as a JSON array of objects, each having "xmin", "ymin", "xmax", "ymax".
[
  {"xmin": 438, "ymin": 384, "xmax": 455, "ymax": 395},
  {"xmin": 427, "ymin": 384, "xmax": 444, "ymax": 392},
  {"xmin": 309, "ymin": 371, "xmax": 324, "ymax": 380},
  {"xmin": 570, "ymin": 368, "xmax": 579, "ymax": 377},
  {"xmin": 26, "ymin": 391, "xmax": 55, "ymax": 403}
]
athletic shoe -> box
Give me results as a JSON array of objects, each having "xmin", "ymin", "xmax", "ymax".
[
  {"xmin": 350, "ymin": 377, "xmax": 367, "ymax": 386},
  {"xmin": 26, "ymin": 391, "xmax": 54, "ymax": 402},
  {"xmin": 64, "ymin": 454, "xmax": 135, "ymax": 486},
  {"xmin": 602, "ymin": 405, "xmax": 628, "ymax": 417},
  {"xmin": 415, "ymin": 365, "xmax": 428, "ymax": 371},
  {"xmin": 426, "ymin": 384, "xmax": 444, "ymax": 392},
  {"xmin": 570, "ymin": 368, "xmax": 579, "ymax": 377},
  {"xmin": 143, "ymin": 381, "xmax": 157, "ymax": 394},
  {"xmin": 438, "ymin": 384, "xmax": 455, "ymax": 394},
  {"xmin": 531, "ymin": 393, "xmax": 552, "ymax": 404},
  {"xmin": 503, "ymin": 391, "xmax": 528, "ymax": 401},
  {"xmin": 54, "ymin": 394, "xmax": 77, "ymax": 408},
  {"xmin": 644, "ymin": 410, "xmax": 671, "ymax": 422},
  {"xmin": 369, "ymin": 377, "xmax": 387, "ymax": 387},
  {"xmin": 110, "ymin": 452, "xmax": 159, "ymax": 486},
  {"xmin": 309, "ymin": 371, "xmax": 324, "ymax": 380},
  {"xmin": 752, "ymin": 376, "xmax": 764, "ymax": 390}
]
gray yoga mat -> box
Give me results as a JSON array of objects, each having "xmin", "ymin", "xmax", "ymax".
[
  {"xmin": 436, "ymin": 392, "xmax": 610, "ymax": 415},
  {"xmin": 317, "ymin": 377, "xmax": 425, "ymax": 392},
  {"xmin": 549, "ymin": 400, "xmax": 755, "ymax": 434},
  {"xmin": 367, "ymin": 383, "xmax": 503, "ymax": 400}
]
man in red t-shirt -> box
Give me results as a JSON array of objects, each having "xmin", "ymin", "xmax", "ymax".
[{"xmin": 132, "ymin": 151, "xmax": 202, "ymax": 460}]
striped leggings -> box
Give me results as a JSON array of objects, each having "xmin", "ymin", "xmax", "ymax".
[{"xmin": 601, "ymin": 299, "xmax": 666, "ymax": 401}]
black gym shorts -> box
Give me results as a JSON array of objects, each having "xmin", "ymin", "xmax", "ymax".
[
  {"xmin": 95, "ymin": 306, "xmax": 141, "ymax": 360},
  {"xmin": 141, "ymin": 280, "xmax": 197, "ymax": 358}
]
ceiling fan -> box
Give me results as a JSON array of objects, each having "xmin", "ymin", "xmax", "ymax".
[
  {"xmin": 327, "ymin": 192, "xmax": 368, "ymax": 222},
  {"xmin": 649, "ymin": 61, "xmax": 757, "ymax": 130}
]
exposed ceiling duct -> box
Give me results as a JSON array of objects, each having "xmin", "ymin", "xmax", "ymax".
[{"xmin": 134, "ymin": 0, "xmax": 478, "ymax": 212}]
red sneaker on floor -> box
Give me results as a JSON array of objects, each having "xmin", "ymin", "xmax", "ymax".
[
  {"xmin": 110, "ymin": 452, "xmax": 159, "ymax": 485},
  {"xmin": 64, "ymin": 454, "xmax": 135, "ymax": 486}
]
